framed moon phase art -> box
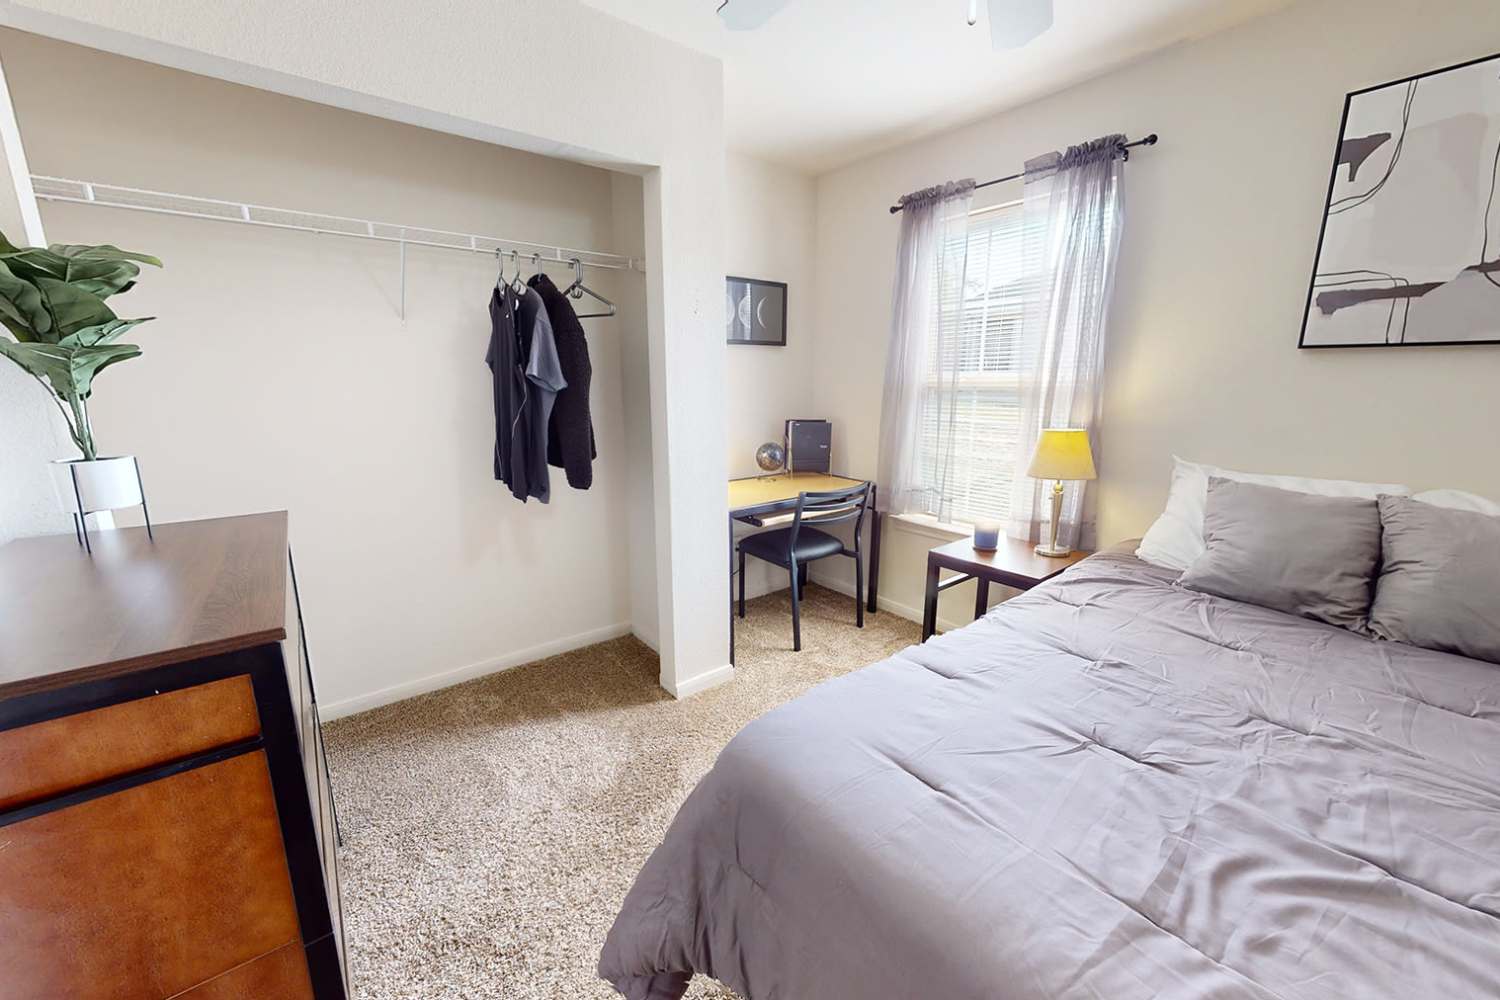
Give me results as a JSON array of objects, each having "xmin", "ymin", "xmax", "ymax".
[
  {"xmin": 726, "ymin": 276, "xmax": 787, "ymax": 346},
  {"xmin": 1300, "ymin": 50, "xmax": 1500, "ymax": 348}
]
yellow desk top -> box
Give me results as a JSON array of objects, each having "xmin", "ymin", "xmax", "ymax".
[{"xmin": 728, "ymin": 473, "xmax": 867, "ymax": 513}]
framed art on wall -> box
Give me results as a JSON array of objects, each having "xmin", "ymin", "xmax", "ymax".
[
  {"xmin": 726, "ymin": 276, "xmax": 788, "ymax": 346},
  {"xmin": 1299, "ymin": 50, "xmax": 1500, "ymax": 348}
]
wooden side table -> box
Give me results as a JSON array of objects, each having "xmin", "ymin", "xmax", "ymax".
[{"xmin": 922, "ymin": 536, "xmax": 1091, "ymax": 640}]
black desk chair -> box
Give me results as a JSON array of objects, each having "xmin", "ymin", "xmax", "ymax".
[{"xmin": 737, "ymin": 482, "xmax": 871, "ymax": 652}]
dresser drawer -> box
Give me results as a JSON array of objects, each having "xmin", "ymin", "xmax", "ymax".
[
  {"xmin": 0, "ymin": 749, "xmax": 303, "ymax": 1000},
  {"xmin": 177, "ymin": 941, "xmax": 314, "ymax": 1000},
  {"xmin": 0, "ymin": 674, "xmax": 260, "ymax": 810}
]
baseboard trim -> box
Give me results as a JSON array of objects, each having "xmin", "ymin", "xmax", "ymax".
[
  {"xmin": 665, "ymin": 662, "xmax": 735, "ymax": 699},
  {"xmin": 808, "ymin": 573, "xmax": 972, "ymax": 634},
  {"xmin": 321, "ymin": 621, "xmax": 634, "ymax": 720}
]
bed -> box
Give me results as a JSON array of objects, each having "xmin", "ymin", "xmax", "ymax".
[{"xmin": 599, "ymin": 547, "xmax": 1500, "ymax": 1000}]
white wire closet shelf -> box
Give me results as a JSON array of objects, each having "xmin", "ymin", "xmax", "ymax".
[{"xmin": 30, "ymin": 175, "xmax": 643, "ymax": 319}]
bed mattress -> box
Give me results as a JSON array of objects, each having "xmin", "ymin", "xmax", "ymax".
[{"xmin": 600, "ymin": 549, "xmax": 1500, "ymax": 999}]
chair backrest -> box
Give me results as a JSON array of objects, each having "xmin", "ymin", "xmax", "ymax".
[{"xmin": 790, "ymin": 481, "xmax": 871, "ymax": 550}]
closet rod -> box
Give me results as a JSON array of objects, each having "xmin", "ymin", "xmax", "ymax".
[
  {"xmin": 887, "ymin": 133, "xmax": 1159, "ymax": 214},
  {"xmin": 29, "ymin": 175, "xmax": 645, "ymax": 272}
]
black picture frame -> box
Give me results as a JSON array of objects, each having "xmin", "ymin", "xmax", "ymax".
[
  {"xmin": 1298, "ymin": 49, "xmax": 1500, "ymax": 349},
  {"xmin": 726, "ymin": 276, "xmax": 788, "ymax": 346}
]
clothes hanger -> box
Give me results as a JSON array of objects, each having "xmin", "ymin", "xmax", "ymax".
[
  {"xmin": 563, "ymin": 257, "xmax": 616, "ymax": 319},
  {"xmin": 509, "ymin": 250, "xmax": 525, "ymax": 294}
]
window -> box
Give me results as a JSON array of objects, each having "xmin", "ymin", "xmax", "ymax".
[{"xmin": 912, "ymin": 203, "xmax": 1031, "ymax": 526}]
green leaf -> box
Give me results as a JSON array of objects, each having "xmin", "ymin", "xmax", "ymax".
[
  {"xmin": 0, "ymin": 312, "xmax": 31, "ymax": 342},
  {"xmin": 51, "ymin": 243, "xmax": 163, "ymax": 269},
  {"xmin": 0, "ymin": 338, "xmax": 140, "ymax": 398},
  {"xmin": 0, "ymin": 245, "xmax": 70, "ymax": 281},
  {"xmin": 62, "ymin": 257, "xmax": 142, "ymax": 298},
  {"xmin": 0, "ymin": 339, "xmax": 74, "ymax": 394},
  {"xmin": 61, "ymin": 317, "xmax": 153, "ymax": 347},
  {"xmin": 34, "ymin": 275, "xmax": 117, "ymax": 337},
  {"xmin": 69, "ymin": 342, "xmax": 141, "ymax": 398},
  {"xmin": 0, "ymin": 258, "xmax": 51, "ymax": 339}
]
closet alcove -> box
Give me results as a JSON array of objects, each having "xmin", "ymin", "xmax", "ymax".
[{"xmin": 1, "ymin": 26, "xmax": 661, "ymax": 716}]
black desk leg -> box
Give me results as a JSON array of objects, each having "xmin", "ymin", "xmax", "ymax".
[
  {"xmin": 723, "ymin": 515, "xmax": 729, "ymax": 665},
  {"xmin": 867, "ymin": 500, "xmax": 882, "ymax": 615},
  {"xmin": 974, "ymin": 577, "xmax": 991, "ymax": 621},
  {"xmin": 921, "ymin": 556, "xmax": 940, "ymax": 641}
]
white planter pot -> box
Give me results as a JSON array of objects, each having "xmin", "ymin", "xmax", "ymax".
[{"xmin": 50, "ymin": 455, "xmax": 144, "ymax": 516}]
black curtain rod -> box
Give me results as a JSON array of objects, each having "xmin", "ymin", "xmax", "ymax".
[{"xmin": 887, "ymin": 133, "xmax": 1159, "ymax": 214}]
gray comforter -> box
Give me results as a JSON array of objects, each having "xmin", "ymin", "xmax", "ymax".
[{"xmin": 599, "ymin": 550, "xmax": 1500, "ymax": 999}]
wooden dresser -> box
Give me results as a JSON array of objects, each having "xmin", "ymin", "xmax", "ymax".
[{"xmin": 0, "ymin": 512, "xmax": 349, "ymax": 1000}]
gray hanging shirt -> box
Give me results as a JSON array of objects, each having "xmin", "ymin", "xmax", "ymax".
[{"xmin": 516, "ymin": 286, "xmax": 567, "ymax": 503}]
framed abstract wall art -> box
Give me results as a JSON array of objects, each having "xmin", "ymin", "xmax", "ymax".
[
  {"xmin": 726, "ymin": 276, "xmax": 788, "ymax": 346},
  {"xmin": 1300, "ymin": 51, "xmax": 1500, "ymax": 348}
]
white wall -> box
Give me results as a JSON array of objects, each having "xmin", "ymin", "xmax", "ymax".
[
  {"xmin": 724, "ymin": 153, "xmax": 818, "ymax": 476},
  {"xmin": 723, "ymin": 151, "xmax": 820, "ymax": 600},
  {"xmin": 610, "ymin": 171, "xmax": 660, "ymax": 651},
  {"xmin": 0, "ymin": 46, "xmax": 65, "ymax": 547},
  {"xmin": 809, "ymin": 0, "xmax": 1500, "ymax": 619},
  {"xmin": 0, "ymin": 30, "xmax": 651, "ymax": 712},
  {"xmin": 0, "ymin": 0, "xmax": 731, "ymax": 697}
]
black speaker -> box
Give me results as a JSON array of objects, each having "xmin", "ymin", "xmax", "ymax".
[{"xmin": 785, "ymin": 419, "xmax": 832, "ymax": 475}]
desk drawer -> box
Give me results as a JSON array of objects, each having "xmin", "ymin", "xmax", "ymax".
[
  {"xmin": 0, "ymin": 675, "xmax": 260, "ymax": 810},
  {"xmin": 0, "ymin": 749, "xmax": 302, "ymax": 1000}
]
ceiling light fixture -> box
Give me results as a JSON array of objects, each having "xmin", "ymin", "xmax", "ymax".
[
  {"xmin": 714, "ymin": 0, "xmax": 1053, "ymax": 48},
  {"xmin": 974, "ymin": 0, "xmax": 1055, "ymax": 48},
  {"xmin": 715, "ymin": 0, "xmax": 793, "ymax": 31}
]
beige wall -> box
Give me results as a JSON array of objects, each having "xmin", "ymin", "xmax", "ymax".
[
  {"xmin": 723, "ymin": 152, "xmax": 820, "ymax": 599},
  {"xmin": 724, "ymin": 152, "xmax": 818, "ymax": 477},
  {"xmin": 809, "ymin": 0, "xmax": 1500, "ymax": 618},
  {"xmin": 1, "ymin": 30, "xmax": 651, "ymax": 713}
]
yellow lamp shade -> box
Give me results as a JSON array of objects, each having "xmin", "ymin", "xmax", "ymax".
[{"xmin": 1027, "ymin": 428, "xmax": 1097, "ymax": 481}]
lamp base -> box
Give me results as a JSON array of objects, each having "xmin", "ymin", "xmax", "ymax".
[{"xmin": 1034, "ymin": 542, "xmax": 1072, "ymax": 558}]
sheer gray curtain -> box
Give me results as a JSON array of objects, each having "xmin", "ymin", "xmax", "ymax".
[
  {"xmin": 876, "ymin": 179, "xmax": 975, "ymax": 515},
  {"xmin": 1007, "ymin": 135, "xmax": 1126, "ymax": 549}
]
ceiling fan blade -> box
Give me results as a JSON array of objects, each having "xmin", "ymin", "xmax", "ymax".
[
  {"xmin": 716, "ymin": 0, "xmax": 793, "ymax": 31},
  {"xmin": 987, "ymin": 0, "xmax": 1053, "ymax": 48}
]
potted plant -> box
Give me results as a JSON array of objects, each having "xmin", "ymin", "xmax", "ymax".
[{"xmin": 0, "ymin": 230, "xmax": 162, "ymax": 535}]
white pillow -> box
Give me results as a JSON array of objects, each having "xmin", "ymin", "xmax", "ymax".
[
  {"xmin": 1413, "ymin": 489, "xmax": 1500, "ymax": 518},
  {"xmin": 1135, "ymin": 456, "xmax": 1411, "ymax": 572}
]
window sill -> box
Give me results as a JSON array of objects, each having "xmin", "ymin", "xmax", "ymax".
[{"xmin": 888, "ymin": 512, "xmax": 975, "ymax": 543}]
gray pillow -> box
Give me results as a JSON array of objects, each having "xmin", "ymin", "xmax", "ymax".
[
  {"xmin": 1179, "ymin": 477, "xmax": 1382, "ymax": 631},
  {"xmin": 1369, "ymin": 495, "xmax": 1500, "ymax": 663}
]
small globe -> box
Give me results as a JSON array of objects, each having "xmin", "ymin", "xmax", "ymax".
[{"xmin": 755, "ymin": 441, "xmax": 786, "ymax": 473}]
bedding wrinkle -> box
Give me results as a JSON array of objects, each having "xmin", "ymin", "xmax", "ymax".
[
  {"xmin": 1054, "ymin": 852, "xmax": 1292, "ymax": 1000},
  {"xmin": 601, "ymin": 551, "xmax": 1500, "ymax": 1000}
]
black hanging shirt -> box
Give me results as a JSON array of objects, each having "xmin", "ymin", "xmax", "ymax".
[{"xmin": 485, "ymin": 283, "xmax": 529, "ymax": 501}]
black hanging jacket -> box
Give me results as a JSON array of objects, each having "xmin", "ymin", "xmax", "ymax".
[{"xmin": 527, "ymin": 273, "xmax": 595, "ymax": 489}]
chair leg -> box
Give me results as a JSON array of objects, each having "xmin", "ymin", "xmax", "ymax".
[
  {"xmin": 738, "ymin": 548, "xmax": 747, "ymax": 619},
  {"xmin": 789, "ymin": 559, "xmax": 802, "ymax": 652},
  {"xmin": 854, "ymin": 549, "xmax": 865, "ymax": 629}
]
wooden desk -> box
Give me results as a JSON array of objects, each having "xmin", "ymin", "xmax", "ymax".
[
  {"xmin": 922, "ymin": 536, "xmax": 1090, "ymax": 640},
  {"xmin": 728, "ymin": 473, "xmax": 881, "ymax": 663}
]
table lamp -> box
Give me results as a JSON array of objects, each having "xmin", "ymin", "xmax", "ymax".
[{"xmin": 1026, "ymin": 428, "xmax": 1096, "ymax": 558}]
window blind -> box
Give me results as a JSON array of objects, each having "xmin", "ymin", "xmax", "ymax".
[{"xmin": 914, "ymin": 203, "xmax": 1032, "ymax": 525}]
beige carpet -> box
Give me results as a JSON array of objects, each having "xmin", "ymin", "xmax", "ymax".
[{"xmin": 324, "ymin": 584, "xmax": 920, "ymax": 1000}]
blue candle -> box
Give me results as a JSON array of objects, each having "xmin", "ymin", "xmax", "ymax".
[{"xmin": 973, "ymin": 519, "xmax": 1000, "ymax": 551}]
